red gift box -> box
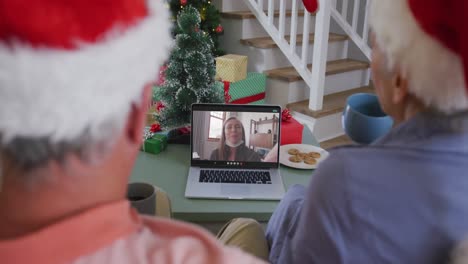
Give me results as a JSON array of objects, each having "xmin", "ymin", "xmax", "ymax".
[{"xmin": 280, "ymin": 117, "xmax": 304, "ymax": 145}]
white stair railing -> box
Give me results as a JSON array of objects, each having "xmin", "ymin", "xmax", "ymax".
[
  {"xmin": 331, "ymin": 0, "xmax": 372, "ymax": 59},
  {"xmin": 242, "ymin": 0, "xmax": 372, "ymax": 111}
]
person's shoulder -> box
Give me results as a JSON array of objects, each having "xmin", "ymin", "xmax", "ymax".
[{"xmin": 136, "ymin": 217, "xmax": 265, "ymax": 264}]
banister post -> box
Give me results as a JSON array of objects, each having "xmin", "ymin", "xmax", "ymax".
[{"xmin": 309, "ymin": 0, "xmax": 331, "ymax": 111}]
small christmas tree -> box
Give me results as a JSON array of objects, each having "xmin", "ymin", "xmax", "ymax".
[
  {"xmin": 154, "ymin": 6, "xmax": 224, "ymax": 128},
  {"xmin": 170, "ymin": 0, "xmax": 224, "ymax": 56}
]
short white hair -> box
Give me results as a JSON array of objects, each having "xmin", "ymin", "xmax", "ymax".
[{"xmin": 369, "ymin": 0, "xmax": 468, "ymax": 114}]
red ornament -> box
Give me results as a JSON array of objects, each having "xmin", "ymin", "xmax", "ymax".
[
  {"xmin": 302, "ymin": 0, "xmax": 319, "ymax": 13},
  {"xmin": 180, "ymin": 0, "xmax": 187, "ymax": 6},
  {"xmin": 150, "ymin": 123, "xmax": 161, "ymax": 133},
  {"xmin": 155, "ymin": 101, "xmax": 165, "ymax": 112},
  {"xmin": 282, "ymin": 109, "xmax": 292, "ymax": 122},
  {"xmin": 215, "ymin": 25, "xmax": 223, "ymax": 33}
]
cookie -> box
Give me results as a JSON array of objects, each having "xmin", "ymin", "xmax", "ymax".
[
  {"xmin": 289, "ymin": 155, "xmax": 303, "ymax": 163},
  {"xmin": 304, "ymin": 157, "xmax": 317, "ymax": 165},
  {"xmin": 307, "ymin": 152, "xmax": 321, "ymax": 159},
  {"xmin": 288, "ymin": 148, "xmax": 300, "ymax": 155},
  {"xmin": 296, "ymin": 152, "xmax": 307, "ymax": 159}
]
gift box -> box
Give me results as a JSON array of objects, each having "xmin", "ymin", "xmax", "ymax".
[
  {"xmin": 223, "ymin": 72, "xmax": 266, "ymax": 105},
  {"xmin": 280, "ymin": 117, "xmax": 304, "ymax": 145},
  {"xmin": 146, "ymin": 111, "xmax": 157, "ymax": 126},
  {"xmin": 141, "ymin": 133, "xmax": 168, "ymax": 154},
  {"xmin": 215, "ymin": 54, "xmax": 248, "ymax": 82}
]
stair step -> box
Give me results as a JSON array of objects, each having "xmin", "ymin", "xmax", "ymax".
[
  {"xmin": 241, "ymin": 33, "xmax": 347, "ymax": 49},
  {"xmin": 320, "ymin": 134, "xmax": 353, "ymax": 149},
  {"xmin": 265, "ymin": 59, "xmax": 369, "ymax": 82},
  {"xmin": 222, "ymin": 9, "xmax": 307, "ymax": 19},
  {"xmin": 287, "ymin": 86, "xmax": 374, "ymax": 119}
]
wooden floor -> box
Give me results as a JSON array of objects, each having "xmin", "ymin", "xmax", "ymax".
[{"xmin": 320, "ymin": 135, "xmax": 353, "ymax": 149}]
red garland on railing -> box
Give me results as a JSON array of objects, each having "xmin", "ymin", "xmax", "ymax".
[{"xmin": 302, "ymin": 0, "xmax": 319, "ymax": 13}]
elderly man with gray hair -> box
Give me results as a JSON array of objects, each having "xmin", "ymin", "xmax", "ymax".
[
  {"xmin": 0, "ymin": 0, "xmax": 269, "ymax": 263},
  {"xmin": 266, "ymin": 0, "xmax": 468, "ymax": 263}
]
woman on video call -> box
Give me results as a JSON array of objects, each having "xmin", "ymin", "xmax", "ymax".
[{"xmin": 210, "ymin": 117, "xmax": 262, "ymax": 162}]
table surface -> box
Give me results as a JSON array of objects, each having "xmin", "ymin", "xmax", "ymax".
[{"xmin": 130, "ymin": 127, "xmax": 319, "ymax": 222}]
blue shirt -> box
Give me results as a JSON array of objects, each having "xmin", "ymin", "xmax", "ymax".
[{"xmin": 266, "ymin": 111, "xmax": 468, "ymax": 264}]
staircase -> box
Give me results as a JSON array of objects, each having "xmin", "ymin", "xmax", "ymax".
[{"xmin": 214, "ymin": 0, "xmax": 372, "ymax": 145}]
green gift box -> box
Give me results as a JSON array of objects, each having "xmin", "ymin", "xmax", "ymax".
[
  {"xmin": 220, "ymin": 72, "xmax": 266, "ymax": 105},
  {"xmin": 141, "ymin": 134, "xmax": 168, "ymax": 154}
]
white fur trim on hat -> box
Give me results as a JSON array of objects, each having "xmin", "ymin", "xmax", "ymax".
[
  {"xmin": 369, "ymin": 0, "xmax": 468, "ymax": 114},
  {"xmin": 0, "ymin": 0, "xmax": 172, "ymax": 145}
]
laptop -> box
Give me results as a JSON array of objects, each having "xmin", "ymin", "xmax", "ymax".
[{"xmin": 185, "ymin": 103, "xmax": 285, "ymax": 200}]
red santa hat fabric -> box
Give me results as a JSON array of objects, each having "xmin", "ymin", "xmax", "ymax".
[
  {"xmin": 408, "ymin": 0, "xmax": 468, "ymax": 95},
  {"xmin": 0, "ymin": 0, "xmax": 172, "ymax": 144}
]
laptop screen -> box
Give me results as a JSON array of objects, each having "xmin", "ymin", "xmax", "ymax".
[{"xmin": 191, "ymin": 104, "xmax": 281, "ymax": 169}]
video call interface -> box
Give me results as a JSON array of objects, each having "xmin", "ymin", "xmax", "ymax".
[{"xmin": 192, "ymin": 110, "xmax": 280, "ymax": 163}]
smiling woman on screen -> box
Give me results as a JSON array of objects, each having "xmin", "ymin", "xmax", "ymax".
[{"xmin": 210, "ymin": 117, "xmax": 262, "ymax": 162}]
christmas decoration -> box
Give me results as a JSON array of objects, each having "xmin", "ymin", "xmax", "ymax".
[
  {"xmin": 281, "ymin": 109, "xmax": 292, "ymax": 122},
  {"xmin": 154, "ymin": 6, "xmax": 224, "ymax": 128},
  {"xmin": 222, "ymin": 72, "xmax": 266, "ymax": 105},
  {"xmin": 169, "ymin": 0, "xmax": 224, "ymax": 56},
  {"xmin": 142, "ymin": 127, "xmax": 168, "ymax": 154},
  {"xmin": 155, "ymin": 101, "xmax": 165, "ymax": 112},
  {"xmin": 302, "ymin": 0, "xmax": 319, "ymax": 13},
  {"xmin": 215, "ymin": 54, "xmax": 248, "ymax": 82},
  {"xmin": 280, "ymin": 117, "xmax": 304, "ymax": 146},
  {"xmin": 150, "ymin": 123, "xmax": 162, "ymax": 133},
  {"xmin": 215, "ymin": 24, "xmax": 223, "ymax": 33}
]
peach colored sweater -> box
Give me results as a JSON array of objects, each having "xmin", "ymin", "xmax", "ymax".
[{"xmin": 0, "ymin": 201, "xmax": 265, "ymax": 264}]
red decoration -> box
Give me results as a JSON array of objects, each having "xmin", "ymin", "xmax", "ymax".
[
  {"xmin": 231, "ymin": 93, "xmax": 265, "ymax": 104},
  {"xmin": 0, "ymin": 0, "xmax": 148, "ymax": 49},
  {"xmin": 302, "ymin": 0, "xmax": 319, "ymax": 13},
  {"xmin": 180, "ymin": 0, "xmax": 187, "ymax": 6},
  {"xmin": 156, "ymin": 64, "xmax": 167, "ymax": 86},
  {"xmin": 282, "ymin": 109, "xmax": 292, "ymax": 122},
  {"xmin": 215, "ymin": 25, "xmax": 223, "ymax": 33},
  {"xmin": 155, "ymin": 101, "xmax": 165, "ymax": 112},
  {"xmin": 223, "ymin": 81, "xmax": 232, "ymax": 103},
  {"xmin": 150, "ymin": 123, "xmax": 161, "ymax": 133},
  {"xmin": 280, "ymin": 117, "xmax": 304, "ymax": 145},
  {"xmin": 179, "ymin": 126, "xmax": 191, "ymax": 134},
  {"xmin": 223, "ymin": 81, "xmax": 265, "ymax": 104}
]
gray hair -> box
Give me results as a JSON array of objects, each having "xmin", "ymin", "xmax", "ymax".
[{"xmin": 0, "ymin": 117, "xmax": 124, "ymax": 179}]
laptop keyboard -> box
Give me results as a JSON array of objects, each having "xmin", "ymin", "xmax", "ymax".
[{"xmin": 199, "ymin": 170, "xmax": 272, "ymax": 184}]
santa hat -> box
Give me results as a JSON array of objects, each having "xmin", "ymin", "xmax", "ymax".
[
  {"xmin": 369, "ymin": 0, "xmax": 468, "ymax": 114},
  {"xmin": 0, "ymin": 0, "xmax": 172, "ymax": 145}
]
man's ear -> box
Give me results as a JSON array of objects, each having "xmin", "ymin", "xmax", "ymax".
[
  {"xmin": 391, "ymin": 72, "xmax": 409, "ymax": 105},
  {"xmin": 125, "ymin": 84, "xmax": 152, "ymax": 146}
]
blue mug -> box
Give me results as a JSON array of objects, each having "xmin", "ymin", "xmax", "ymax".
[{"xmin": 342, "ymin": 93, "xmax": 393, "ymax": 144}]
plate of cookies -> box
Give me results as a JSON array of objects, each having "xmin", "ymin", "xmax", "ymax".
[{"xmin": 280, "ymin": 144, "xmax": 329, "ymax": 169}]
